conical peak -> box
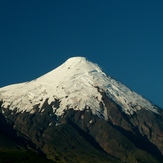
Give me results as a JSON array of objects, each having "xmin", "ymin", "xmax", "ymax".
[
  {"xmin": 36, "ymin": 56, "xmax": 103, "ymax": 85},
  {"xmin": 63, "ymin": 56, "xmax": 90, "ymax": 68},
  {"xmin": 62, "ymin": 56, "xmax": 102, "ymax": 73}
]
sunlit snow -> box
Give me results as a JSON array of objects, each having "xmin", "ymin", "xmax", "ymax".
[{"xmin": 0, "ymin": 57, "xmax": 158, "ymax": 119}]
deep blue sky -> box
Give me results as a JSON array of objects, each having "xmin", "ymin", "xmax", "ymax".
[{"xmin": 0, "ymin": 0, "xmax": 163, "ymax": 108}]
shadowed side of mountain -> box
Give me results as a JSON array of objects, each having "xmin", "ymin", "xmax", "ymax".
[{"xmin": 61, "ymin": 109, "xmax": 162, "ymax": 163}]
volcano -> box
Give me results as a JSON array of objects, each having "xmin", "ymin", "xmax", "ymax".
[{"xmin": 0, "ymin": 57, "xmax": 163, "ymax": 162}]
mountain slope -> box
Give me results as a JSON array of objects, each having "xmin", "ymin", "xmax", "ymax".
[{"xmin": 0, "ymin": 57, "xmax": 163, "ymax": 162}]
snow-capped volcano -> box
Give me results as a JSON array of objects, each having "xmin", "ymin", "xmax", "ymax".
[
  {"xmin": 0, "ymin": 57, "xmax": 158, "ymax": 118},
  {"xmin": 0, "ymin": 57, "xmax": 163, "ymax": 162}
]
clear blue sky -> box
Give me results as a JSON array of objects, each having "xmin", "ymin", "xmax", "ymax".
[{"xmin": 0, "ymin": 0, "xmax": 163, "ymax": 108}]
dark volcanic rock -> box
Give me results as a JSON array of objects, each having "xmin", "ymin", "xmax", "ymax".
[{"xmin": 0, "ymin": 97, "xmax": 163, "ymax": 162}]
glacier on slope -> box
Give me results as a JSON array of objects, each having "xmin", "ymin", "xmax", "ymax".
[{"xmin": 0, "ymin": 57, "xmax": 158, "ymax": 119}]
